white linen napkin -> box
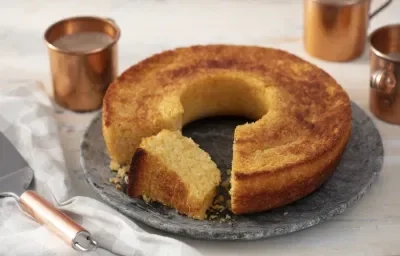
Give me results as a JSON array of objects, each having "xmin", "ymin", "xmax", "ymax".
[{"xmin": 0, "ymin": 80, "xmax": 203, "ymax": 256}]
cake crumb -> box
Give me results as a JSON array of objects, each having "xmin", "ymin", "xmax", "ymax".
[
  {"xmin": 108, "ymin": 163, "xmax": 130, "ymax": 189},
  {"xmin": 109, "ymin": 177, "xmax": 120, "ymax": 184},
  {"xmin": 209, "ymin": 214, "xmax": 218, "ymax": 220},
  {"xmin": 142, "ymin": 194, "xmax": 152, "ymax": 203},
  {"xmin": 215, "ymin": 195, "xmax": 224, "ymax": 203},
  {"xmin": 283, "ymin": 211, "xmax": 288, "ymax": 216},
  {"xmin": 211, "ymin": 204, "xmax": 225, "ymax": 211},
  {"xmin": 221, "ymin": 178, "xmax": 230, "ymax": 190},
  {"xmin": 117, "ymin": 165, "xmax": 129, "ymax": 178},
  {"xmin": 109, "ymin": 160, "xmax": 120, "ymax": 171}
]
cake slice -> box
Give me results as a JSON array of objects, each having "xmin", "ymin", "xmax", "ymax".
[{"xmin": 127, "ymin": 129, "xmax": 221, "ymax": 220}]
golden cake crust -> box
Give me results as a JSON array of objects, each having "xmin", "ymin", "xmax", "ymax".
[
  {"xmin": 103, "ymin": 44, "xmax": 352, "ymax": 215},
  {"xmin": 128, "ymin": 148, "xmax": 195, "ymax": 217}
]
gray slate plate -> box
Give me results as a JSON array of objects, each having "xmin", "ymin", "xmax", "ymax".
[{"xmin": 80, "ymin": 102, "xmax": 383, "ymax": 240}]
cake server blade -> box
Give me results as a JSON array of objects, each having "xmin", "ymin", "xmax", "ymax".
[
  {"xmin": 0, "ymin": 131, "xmax": 97, "ymax": 252},
  {"xmin": 0, "ymin": 133, "xmax": 33, "ymax": 196}
]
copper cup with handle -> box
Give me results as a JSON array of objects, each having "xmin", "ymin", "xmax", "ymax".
[
  {"xmin": 303, "ymin": 0, "xmax": 392, "ymax": 62},
  {"xmin": 369, "ymin": 24, "xmax": 400, "ymax": 124}
]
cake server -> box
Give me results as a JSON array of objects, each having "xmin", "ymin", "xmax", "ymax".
[{"xmin": 0, "ymin": 131, "xmax": 97, "ymax": 252}]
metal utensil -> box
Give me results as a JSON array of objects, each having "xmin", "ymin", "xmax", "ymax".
[{"xmin": 0, "ymin": 131, "xmax": 97, "ymax": 252}]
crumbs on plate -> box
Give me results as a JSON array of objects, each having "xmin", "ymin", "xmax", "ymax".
[{"xmin": 109, "ymin": 160, "xmax": 129, "ymax": 190}]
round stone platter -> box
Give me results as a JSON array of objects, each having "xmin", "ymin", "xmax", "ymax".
[{"xmin": 80, "ymin": 101, "xmax": 383, "ymax": 240}]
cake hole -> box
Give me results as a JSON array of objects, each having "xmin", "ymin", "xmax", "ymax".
[{"xmin": 180, "ymin": 76, "xmax": 268, "ymax": 125}]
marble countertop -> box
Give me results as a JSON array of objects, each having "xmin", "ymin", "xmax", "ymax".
[{"xmin": 1, "ymin": 0, "xmax": 400, "ymax": 255}]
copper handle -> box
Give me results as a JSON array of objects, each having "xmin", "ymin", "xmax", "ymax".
[
  {"xmin": 19, "ymin": 190, "xmax": 97, "ymax": 252},
  {"xmin": 370, "ymin": 69, "xmax": 397, "ymax": 95}
]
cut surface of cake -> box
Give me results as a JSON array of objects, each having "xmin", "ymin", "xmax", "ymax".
[{"xmin": 127, "ymin": 129, "xmax": 221, "ymax": 220}]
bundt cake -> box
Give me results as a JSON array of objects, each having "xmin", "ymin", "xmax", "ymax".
[
  {"xmin": 102, "ymin": 44, "xmax": 352, "ymax": 215},
  {"xmin": 127, "ymin": 129, "xmax": 221, "ymax": 220}
]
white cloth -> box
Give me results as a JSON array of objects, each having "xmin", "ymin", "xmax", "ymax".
[{"xmin": 0, "ymin": 80, "xmax": 202, "ymax": 256}]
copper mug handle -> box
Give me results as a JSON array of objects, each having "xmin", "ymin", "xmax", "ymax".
[
  {"xmin": 19, "ymin": 190, "xmax": 97, "ymax": 252},
  {"xmin": 370, "ymin": 68, "xmax": 397, "ymax": 95}
]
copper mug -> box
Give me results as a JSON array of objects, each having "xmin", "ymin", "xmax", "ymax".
[
  {"xmin": 44, "ymin": 16, "xmax": 120, "ymax": 112},
  {"xmin": 369, "ymin": 24, "xmax": 400, "ymax": 125},
  {"xmin": 304, "ymin": 0, "xmax": 392, "ymax": 62}
]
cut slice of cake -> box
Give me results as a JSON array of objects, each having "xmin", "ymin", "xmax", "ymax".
[{"xmin": 127, "ymin": 129, "xmax": 221, "ymax": 220}]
